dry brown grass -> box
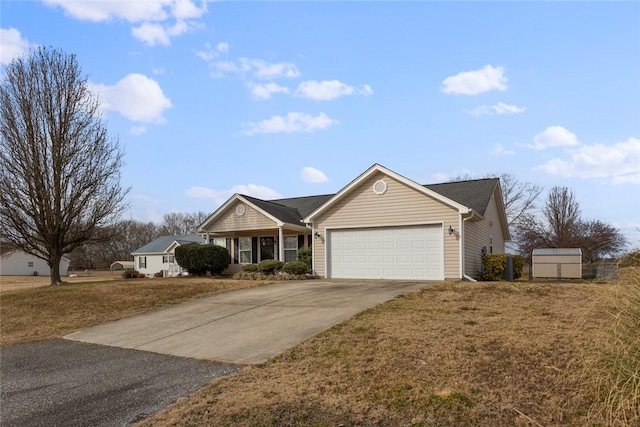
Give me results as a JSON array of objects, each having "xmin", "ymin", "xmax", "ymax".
[
  {"xmin": 0, "ymin": 277, "xmax": 270, "ymax": 346},
  {"xmin": 137, "ymin": 279, "xmax": 623, "ymax": 427},
  {"xmin": 0, "ymin": 270, "xmax": 117, "ymax": 292},
  {"xmin": 568, "ymin": 267, "xmax": 640, "ymax": 426}
]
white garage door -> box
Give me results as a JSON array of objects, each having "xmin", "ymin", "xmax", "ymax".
[{"xmin": 327, "ymin": 225, "xmax": 444, "ymax": 280}]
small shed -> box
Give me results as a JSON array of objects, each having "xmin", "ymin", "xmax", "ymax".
[
  {"xmin": 110, "ymin": 261, "xmax": 135, "ymax": 271},
  {"xmin": 532, "ymin": 248, "xmax": 582, "ymax": 279}
]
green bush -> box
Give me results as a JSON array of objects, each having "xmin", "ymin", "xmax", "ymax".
[
  {"xmin": 480, "ymin": 254, "xmax": 524, "ymax": 281},
  {"xmin": 297, "ymin": 247, "xmax": 312, "ymax": 271},
  {"xmin": 175, "ymin": 243, "xmax": 230, "ymax": 276},
  {"xmin": 283, "ymin": 261, "xmax": 310, "ymax": 275},
  {"xmin": 242, "ymin": 263, "xmax": 259, "ymax": 272},
  {"xmin": 258, "ymin": 259, "xmax": 284, "ymax": 275}
]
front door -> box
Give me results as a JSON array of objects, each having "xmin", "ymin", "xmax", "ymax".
[{"xmin": 260, "ymin": 236, "xmax": 275, "ymax": 261}]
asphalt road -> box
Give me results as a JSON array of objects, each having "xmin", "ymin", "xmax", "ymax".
[{"xmin": 0, "ymin": 339, "xmax": 238, "ymax": 427}]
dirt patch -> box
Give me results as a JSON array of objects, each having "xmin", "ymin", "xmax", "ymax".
[{"xmin": 136, "ymin": 281, "xmax": 618, "ymax": 426}]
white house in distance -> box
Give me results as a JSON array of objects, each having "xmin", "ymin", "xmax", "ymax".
[
  {"xmin": 131, "ymin": 235, "xmax": 205, "ymax": 277},
  {"xmin": 0, "ymin": 244, "xmax": 70, "ymax": 276}
]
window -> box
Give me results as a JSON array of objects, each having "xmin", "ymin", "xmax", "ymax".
[
  {"xmin": 239, "ymin": 237, "xmax": 252, "ymax": 264},
  {"xmin": 489, "ymin": 237, "xmax": 493, "ymax": 254},
  {"xmin": 212, "ymin": 237, "xmax": 226, "ymax": 247},
  {"xmin": 28, "ymin": 261, "xmax": 34, "ymax": 267},
  {"xmin": 284, "ymin": 236, "xmax": 298, "ymax": 262},
  {"xmin": 138, "ymin": 256, "xmax": 146, "ymax": 269},
  {"xmin": 162, "ymin": 254, "xmax": 175, "ymax": 263}
]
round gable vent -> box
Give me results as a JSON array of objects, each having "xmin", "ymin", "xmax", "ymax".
[
  {"xmin": 235, "ymin": 204, "xmax": 246, "ymax": 216},
  {"xmin": 373, "ymin": 179, "xmax": 388, "ymax": 195}
]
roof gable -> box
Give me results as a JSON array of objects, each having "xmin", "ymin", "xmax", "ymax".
[
  {"xmin": 304, "ymin": 164, "xmax": 471, "ymax": 222},
  {"xmin": 198, "ymin": 193, "xmax": 331, "ymax": 232},
  {"xmin": 131, "ymin": 235, "xmax": 204, "ymax": 255}
]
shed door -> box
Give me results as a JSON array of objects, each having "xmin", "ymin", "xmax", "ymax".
[{"xmin": 327, "ymin": 225, "xmax": 443, "ymax": 280}]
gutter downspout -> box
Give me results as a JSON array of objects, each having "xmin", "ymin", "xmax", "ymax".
[{"xmin": 462, "ymin": 211, "xmax": 477, "ymax": 282}]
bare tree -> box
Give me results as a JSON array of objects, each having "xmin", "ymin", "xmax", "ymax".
[
  {"xmin": 516, "ymin": 186, "xmax": 627, "ymax": 260},
  {"xmin": 0, "ymin": 47, "xmax": 128, "ymax": 285},
  {"xmin": 160, "ymin": 211, "xmax": 208, "ymax": 235}
]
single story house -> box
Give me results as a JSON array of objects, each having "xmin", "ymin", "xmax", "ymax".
[
  {"xmin": 0, "ymin": 245, "xmax": 71, "ymax": 276},
  {"xmin": 198, "ymin": 164, "xmax": 509, "ymax": 281},
  {"xmin": 131, "ymin": 235, "xmax": 205, "ymax": 277}
]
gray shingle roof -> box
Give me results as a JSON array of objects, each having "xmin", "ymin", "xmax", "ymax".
[
  {"xmin": 240, "ymin": 194, "xmax": 334, "ymax": 226},
  {"xmin": 131, "ymin": 235, "xmax": 204, "ymax": 255},
  {"xmin": 425, "ymin": 178, "xmax": 499, "ymax": 216}
]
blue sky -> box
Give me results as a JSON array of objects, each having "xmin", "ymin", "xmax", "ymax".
[{"xmin": 2, "ymin": 1, "xmax": 639, "ymax": 247}]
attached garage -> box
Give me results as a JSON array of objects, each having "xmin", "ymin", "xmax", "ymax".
[{"xmin": 327, "ymin": 224, "xmax": 444, "ymax": 280}]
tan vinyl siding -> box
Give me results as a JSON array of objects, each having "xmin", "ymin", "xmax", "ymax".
[
  {"xmin": 312, "ymin": 172, "xmax": 460, "ymax": 279},
  {"xmin": 203, "ymin": 201, "xmax": 277, "ymax": 233},
  {"xmin": 463, "ymin": 189, "xmax": 506, "ymax": 278}
]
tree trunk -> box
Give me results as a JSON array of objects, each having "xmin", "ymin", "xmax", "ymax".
[{"xmin": 49, "ymin": 254, "xmax": 63, "ymax": 285}]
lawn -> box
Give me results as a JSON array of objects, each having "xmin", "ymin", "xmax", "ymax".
[
  {"xmin": 0, "ymin": 276, "xmax": 271, "ymax": 346},
  {"xmin": 2, "ymin": 270, "xmax": 638, "ymax": 426}
]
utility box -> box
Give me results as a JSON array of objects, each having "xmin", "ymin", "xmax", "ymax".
[{"xmin": 532, "ymin": 248, "xmax": 582, "ymax": 279}]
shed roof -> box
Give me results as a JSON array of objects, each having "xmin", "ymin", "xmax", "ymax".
[{"xmin": 532, "ymin": 248, "xmax": 582, "ymax": 256}]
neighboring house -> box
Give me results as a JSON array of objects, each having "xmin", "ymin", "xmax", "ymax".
[
  {"xmin": 198, "ymin": 164, "xmax": 510, "ymax": 281},
  {"xmin": 131, "ymin": 235, "xmax": 205, "ymax": 277},
  {"xmin": 0, "ymin": 245, "xmax": 70, "ymax": 276}
]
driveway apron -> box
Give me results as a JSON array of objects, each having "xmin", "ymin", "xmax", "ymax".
[{"xmin": 65, "ymin": 280, "xmax": 431, "ymax": 364}]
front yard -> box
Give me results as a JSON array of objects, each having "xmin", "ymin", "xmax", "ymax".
[{"xmin": 2, "ymin": 269, "xmax": 638, "ymax": 426}]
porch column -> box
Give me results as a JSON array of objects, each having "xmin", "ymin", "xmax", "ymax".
[{"xmin": 278, "ymin": 227, "xmax": 284, "ymax": 261}]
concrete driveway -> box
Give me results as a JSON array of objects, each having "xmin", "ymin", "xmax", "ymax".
[{"xmin": 65, "ymin": 279, "xmax": 431, "ymax": 364}]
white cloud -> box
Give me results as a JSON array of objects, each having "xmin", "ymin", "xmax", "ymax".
[
  {"xmin": 197, "ymin": 41, "xmax": 229, "ymax": 61},
  {"xmin": 206, "ymin": 57, "xmax": 300, "ymax": 79},
  {"xmin": 240, "ymin": 58, "xmax": 300, "ymax": 79},
  {"xmin": 243, "ymin": 112, "xmax": 338, "ymax": 135},
  {"xmin": 43, "ymin": 0, "xmax": 208, "ymax": 46},
  {"xmin": 528, "ymin": 126, "xmax": 579, "ymax": 150},
  {"xmin": 186, "ymin": 184, "xmax": 282, "ymax": 205},
  {"xmin": 493, "ymin": 143, "xmax": 515, "ymax": 156},
  {"xmin": 294, "ymin": 80, "xmax": 373, "ymax": 101},
  {"xmin": 535, "ymin": 137, "xmax": 640, "ymax": 184},
  {"xmin": 90, "ymin": 73, "xmax": 172, "ymax": 123},
  {"xmin": 442, "ymin": 65, "xmax": 507, "ymax": 95},
  {"xmin": 469, "ymin": 102, "xmax": 526, "ymax": 116},
  {"xmin": 132, "ymin": 22, "xmax": 170, "ymax": 46},
  {"xmin": 301, "ymin": 167, "xmax": 329, "ymax": 183},
  {"xmin": 248, "ymin": 83, "xmax": 290, "ymax": 100},
  {"xmin": 0, "ymin": 28, "xmax": 33, "ymax": 65}
]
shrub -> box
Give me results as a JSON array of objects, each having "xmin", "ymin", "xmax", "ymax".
[
  {"xmin": 297, "ymin": 247, "xmax": 312, "ymax": 271},
  {"xmin": 283, "ymin": 261, "xmax": 309, "ymax": 275},
  {"xmin": 480, "ymin": 254, "xmax": 524, "ymax": 281},
  {"xmin": 175, "ymin": 243, "xmax": 230, "ymax": 276},
  {"xmin": 242, "ymin": 263, "xmax": 259, "ymax": 272},
  {"xmin": 258, "ymin": 259, "xmax": 284, "ymax": 275},
  {"xmin": 122, "ymin": 270, "xmax": 144, "ymax": 279}
]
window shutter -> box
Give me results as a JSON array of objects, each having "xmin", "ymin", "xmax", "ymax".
[
  {"xmin": 226, "ymin": 238, "xmax": 232, "ymax": 263},
  {"xmin": 233, "ymin": 238, "xmax": 239, "ymax": 264},
  {"xmin": 307, "ymin": 234, "xmax": 312, "ymax": 247},
  {"xmin": 252, "ymin": 237, "xmax": 258, "ymax": 263},
  {"xmin": 298, "ymin": 235, "xmax": 305, "ymax": 249}
]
